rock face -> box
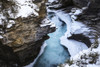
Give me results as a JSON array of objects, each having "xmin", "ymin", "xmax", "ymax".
[
  {"xmin": 0, "ymin": 42, "xmax": 20, "ymax": 67},
  {"xmin": 0, "ymin": 0, "xmax": 55, "ymax": 66},
  {"xmin": 59, "ymin": 0, "xmax": 73, "ymax": 7},
  {"xmin": 76, "ymin": 0, "xmax": 100, "ymax": 36},
  {"xmin": 68, "ymin": 34, "xmax": 91, "ymax": 47},
  {"xmin": 68, "ymin": 0, "xmax": 100, "ymax": 36},
  {"xmin": 48, "ymin": 0, "xmax": 73, "ymax": 9},
  {"xmin": 72, "ymin": 0, "xmax": 89, "ymax": 7}
]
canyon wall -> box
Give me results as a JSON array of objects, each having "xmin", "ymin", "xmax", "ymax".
[{"xmin": 0, "ymin": 0, "xmax": 55, "ymax": 66}]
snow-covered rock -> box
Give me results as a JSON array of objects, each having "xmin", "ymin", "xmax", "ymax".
[
  {"xmin": 15, "ymin": 0, "xmax": 39, "ymax": 18},
  {"xmin": 60, "ymin": 38, "xmax": 100, "ymax": 67}
]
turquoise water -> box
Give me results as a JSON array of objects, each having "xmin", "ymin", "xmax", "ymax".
[{"xmin": 34, "ymin": 13, "xmax": 70, "ymax": 67}]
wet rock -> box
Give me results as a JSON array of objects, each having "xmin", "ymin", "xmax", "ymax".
[{"xmin": 68, "ymin": 34, "xmax": 91, "ymax": 47}]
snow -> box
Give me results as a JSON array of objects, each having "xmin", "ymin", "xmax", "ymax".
[
  {"xmin": 0, "ymin": 13, "xmax": 15, "ymax": 29},
  {"xmin": 40, "ymin": 18, "xmax": 56, "ymax": 27},
  {"xmin": 7, "ymin": 8, "xmax": 16, "ymax": 18},
  {"xmin": 74, "ymin": 9, "xmax": 82, "ymax": 15},
  {"xmin": 70, "ymin": 12, "xmax": 90, "ymax": 35},
  {"xmin": 0, "ymin": 13, "xmax": 6, "ymax": 25},
  {"xmin": 70, "ymin": 19, "xmax": 90, "ymax": 34},
  {"xmin": 0, "ymin": 35, "xmax": 3, "ymax": 39},
  {"xmin": 48, "ymin": 0, "xmax": 57, "ymax": 3},
  {"xmin": 7, "ymin": 20, "xmax": 15, "ymax": 28},
  {"xmin": 61, "ymin": 39, "xmax": 88, "ymax": 57},
  {"xmin": 15, "ymin": 0, "xmax": 39, "ymax": 18},
  {"xmin": 7, "ymin": 24, "xmax": 12, "ymax": 28},
  {"xmin": 87, "ymin": 64, "xmax": 100, "ymax": 67},
  {"xmin": 63, "ymin": 40, "xmax": 100, "ymax": 67}
]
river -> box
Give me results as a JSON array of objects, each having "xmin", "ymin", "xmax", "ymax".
[{"xmin": 33, "ymin": 7, "xmax": 71, "ymax": 67}]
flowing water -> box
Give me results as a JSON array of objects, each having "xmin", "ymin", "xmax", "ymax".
[{"xmin": 33, "ymin": 10, "xmax": 70, "ymax": 67}]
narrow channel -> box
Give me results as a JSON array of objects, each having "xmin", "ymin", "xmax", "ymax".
[{"xmin": 33, "ymin": 10, "xmax": 70, "ymax": 67}]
